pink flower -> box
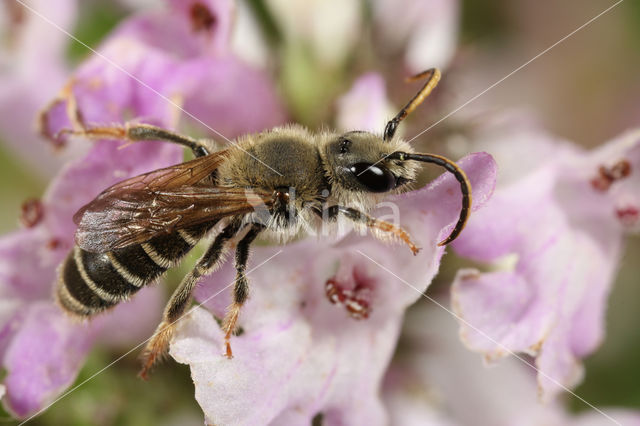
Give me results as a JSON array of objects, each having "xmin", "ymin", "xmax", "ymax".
[
  {"xmin": 169, "ymin": 73, "xmax": 498, "ymax": 424},
  {"xmin": 41, "ymin": 0, "xmax": 285, "ymax": 145},
  {"xmin": 0, "ymin": 0, "xmax": 285, "ymax": 418},
  {"xmin": 384, "ymin": 302, "xmax": 640, "ymax": 425},
  {"xmin": 335, "ymin": 73, "xmax": 393, "ymax": 134},
  {"xmin": 0, "ymin": 136, "xmax": 177, "ymax": 417},
  {"xmin": 0, "ymin": 0, "xmax": 76, "ymax": 177},
  {"xmin": 450, "ymin": 115, "xmax": 640, "ymax": 401}
]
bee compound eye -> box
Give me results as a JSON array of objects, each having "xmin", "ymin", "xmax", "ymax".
[{"xmin": 349, "ymin": 163, "xmax": 396, "ymax": 193}]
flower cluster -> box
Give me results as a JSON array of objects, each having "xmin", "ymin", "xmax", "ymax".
[
  {"xmin": 0, "ymin": 0, "xmax": 284, "ymax": 417},
  {"xmin": 384, "ymin": 302, "xmax": 640, "ymax": 425},
  {"xmin": 451, "ymin": 114, "xmax": 640, "ymax": 400},
  {"xmin": 0, "ymin": 0, "xmax": 638, "ymax": 424}
]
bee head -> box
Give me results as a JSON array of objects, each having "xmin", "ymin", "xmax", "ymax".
[
  {"xmin": 323, "ymin": 131, "xmax": 417, "ymax": 194},
  {"xmin": 322, "ymin": 69, "xmax": 445, "ymax": 196}
]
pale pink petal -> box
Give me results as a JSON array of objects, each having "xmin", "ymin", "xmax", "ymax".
[
  {"xmin": 335, "ymin": 73, "xmax": 392, "ymax": 134},
  {"xmin": 178, "ymin": 57, "xmax": 287, "ymax": 138},
  {"xmin": 0, "ymin": 300, "xmax": 24, "ymax": 360},
  {"xmin": 93, "ymin": 286, "xmax": 164, "ymax": 348},
  {"xmin": 229, "ymin": 0, "xmax": 269, "ymax": 67},
  {"xmin": 452, "ymin": 269, "xmax": 552, "ymax": 359},
  {"xmin": 41, "ymin": 38, "xmax": 186, "ymax": 142},
  {"xmin": 114, "ymin": 0, "xmax": 234, "ymax": 58},
  {"xmin": 167, "ymin": 0, "xmax": 234, "ymax": 55},
  {"xmin": 405, "ymin": 0, "xmax": 459, "ymax": 71},
  {"xmin": 0, "ymin": 0, "xmax": 76, "ymax": 177},
  {"xmin": 172, "ymin": 305, "xmax": 393, "ymax": 425},
  {"xmin": 41, "ymin": 12, "xmax": 285, "ymax": 144},
  {"xmin": 0, "ymin": 229, "xmax": 56, "ymax": 300},
  {"xmin": 383, "ymin": 303, "xmax": 638, "ymax": 426},
  {"xmin": 1, "ymin": 286, "xmax": 163, "ymax": 419},
  {"xmin": 451, "ymin": 120, "xmax": 629, "ymax": 400},
  {"xmin": 2, "ymin": 303, "xmax": 93, "ymax": 418}
]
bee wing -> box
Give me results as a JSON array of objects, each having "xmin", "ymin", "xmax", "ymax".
[
  {"xmin": 84, "ymin": 150, "xmax": 231, "ymax": 201},
  {"xmin": 73, "ymin": 152, "xmax": 274, "ymax": 252}
]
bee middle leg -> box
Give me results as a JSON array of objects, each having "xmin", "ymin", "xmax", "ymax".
[
  {"xmin": 59, "ymin": 122, "xmax": 212, "ymax": 157},
  {"xmin": 320, "ymin": 205, "xmax": 420, "ymax": 255},
  {"xmin": 139, "ymin": 221, "xmax": 242, "ymax": 379},
  {"xmin": 222, "ymin": 223, "xmax": 265, "ymax": 359}
]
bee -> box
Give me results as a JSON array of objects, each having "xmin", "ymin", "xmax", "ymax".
[{"xmin": 55, "ymin": 68, "xmax": 471, "ymax": 378}]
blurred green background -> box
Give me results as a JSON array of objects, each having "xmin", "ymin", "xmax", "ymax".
[{"xmin": 0, "ymin": 0, "xmax": 639, "ymax": 424}]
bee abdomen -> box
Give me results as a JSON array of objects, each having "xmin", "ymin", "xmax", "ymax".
[
  {"xmin": 56, "ymin": 248, "xmax": 117, "ymax": 316},
  {"xmin": 56, "ymin": 223, "xmax": 212, "ymax": 317}
]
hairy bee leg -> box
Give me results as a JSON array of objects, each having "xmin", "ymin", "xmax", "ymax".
[
  {"xmin": 222, "ymin": 223, "xmax": 265, "ymax": 359},
  {"xmin": 320, "ymin": 206, "xmax": 421, "ymax": 255},
  {"xmin": 139, "ymin": 221, "xmax": 242, "ymax": 379},
  {"xmin": 60, "ymin": 122, "xmax": 211, "ymax": 157},
  {"xmin": 38, "ymin": 80, "xmax": 86, "ymax": 144}
]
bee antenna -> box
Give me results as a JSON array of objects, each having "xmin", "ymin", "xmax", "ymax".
[
  {"xmin": 388, "ymin": 151, "xmax": 471, "ymax": 246},
  {"xmin": 383, "ymin": 68, "xmax": 441, "ymax": 142}
]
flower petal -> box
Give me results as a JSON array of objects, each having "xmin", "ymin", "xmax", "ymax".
[
  {"xmin": 451, "ymin": 120, "xmax": 628, "ymax": 400},
  {"xmin": 178, "ymin": 57, "xmax": 287, "ymax": 138},
  {"xmin": 2, "ymin": 303, "xmax": 93, "ymax": 418},
  {"xmin": 384, "ymin": 303, "xmax": 640, "ymax": 425},
  {"xmin": 112, "ymin": 0, "xmax": 234, "ymax": 58},
  {"xmin": 93, "ymin": 286, "xmax": 164, "ymax": 348},
  {"xmin": 0, "ymin": 229, "xmax": 57, "ymax": 300},
  {"xmin": 171, "ymin": 300, "xmax": 394, "ymax": 426},
  {"xmin": 0, "ymin": 286, "xmax": 163, "ymax": 419},
  {"xmin": 0, "ymin": 0, "xmax": 76, "ymax": 177},
  {"xmin": 166, "ymin": 0, "xmax": 234, "ymax": 55},
  {"xmin": 335, "ymin": 73, "xmax": 393, "ymax": 134}
]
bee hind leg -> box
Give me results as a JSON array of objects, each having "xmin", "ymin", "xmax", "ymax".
[
  {"xmin": 59, "ymin": 122, "xmax": 212, "ymax": 158},
  {"xmin": 222, "ymin": 223, "xmax": 265, "ymax": 359},
  {"xmin": 138, "ymin": 221, "xmax": 242, "ymax": 379},
  {"xmin": 39, "ymin": 83, "xmax": 213, "ymax": 157}
]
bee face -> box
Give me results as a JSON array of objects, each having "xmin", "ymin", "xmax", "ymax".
[{"xmin": 323, "ymin": 131, "xmax": 417, "ymax": 194}]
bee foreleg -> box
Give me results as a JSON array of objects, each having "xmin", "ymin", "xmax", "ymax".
[
  {"xmin": 139, "ymin": 221, "xmax": 242, "ymax": 379},
  {"xmin": 60, "ymin": 122, "xmax": 212, "ymax": 157},
  {"xmin": 321, "ymin": 206, "xmax": 420, "ymax": 255},
  {"xmin": 222, "ymin": 223, "xmax": 265, "ymax": 359}
]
